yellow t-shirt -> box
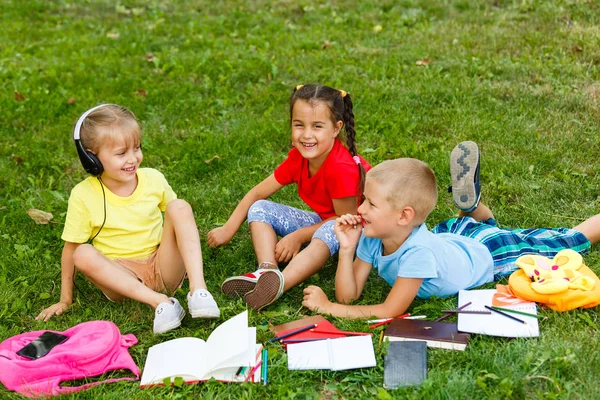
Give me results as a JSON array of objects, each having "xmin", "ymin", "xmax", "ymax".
[{"xmin": 61, "ymin": 168, "xmax": 177, "ymax": 260}]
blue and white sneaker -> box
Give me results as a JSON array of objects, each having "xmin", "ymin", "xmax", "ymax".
[
  {"xmin": 153, "ymin": 297, "xmax": 185, "ymax": 334},
  {"xmin": 450, "ymin": 141, "xmax": 481, "ymax": 212}
]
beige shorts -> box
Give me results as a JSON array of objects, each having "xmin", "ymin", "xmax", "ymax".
[
  {"xmin": 101, "ymin": 249, "xmax": 186, "ymax": 302},
  {"xmin": 114, "ymin": 250, "xmax": 167, "ymax": 293}
]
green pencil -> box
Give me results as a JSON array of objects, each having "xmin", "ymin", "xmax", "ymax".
[{"xmin": 490, "ymin": 306, "xmax": 541, "ymax": 319}]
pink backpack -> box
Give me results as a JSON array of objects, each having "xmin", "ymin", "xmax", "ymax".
[{"xmin": 0, "ymin": 321, "xmax": 140, "ymax": 397}]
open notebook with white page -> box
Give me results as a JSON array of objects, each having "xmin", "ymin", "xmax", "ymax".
[
  {"xmin": 287, "ymin": 335, "xmax": 376, "ymax": 371},
  {"xmin": 457, "ymin": 289, "xmax": 539, "ymax": 337}
]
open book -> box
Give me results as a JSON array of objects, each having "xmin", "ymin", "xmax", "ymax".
[
  {"xmin": 457, "ymin": 289, "xmax": 539, "ymax": 337},
  {"xmin": 140, "ymin": 311, "xmax": 262, "ymax": 386},
  {"xmin": 287, "ymin": 335, "xmax": 376, "ymax": 371}
]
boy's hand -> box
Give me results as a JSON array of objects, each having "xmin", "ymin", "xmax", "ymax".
[
  {"xmin": 302, "ymin": 285, "xmax": 331, "ymax": 313},
  {"xmin": 207, "ymin": 226, "xmax": 234, "ymax": 248},
  {"xmin": 334, "ymin": 214, "xmax": 363, "ymax": 251},
  {"xmin": 275, "ymin": 233, "xmax": 303, "ymax": 263},
  {"xmin": 36, "ymin": 301, "xmax": 70, "ymax": 322}
]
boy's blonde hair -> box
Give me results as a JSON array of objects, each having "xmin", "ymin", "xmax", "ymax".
[
  {"xmin": 367, "ymin": 158, "xmax": 437, "ymax": 224},
  {"xmin": 79, "ymin": 105, "xmax": 141, "ymax": 154}
]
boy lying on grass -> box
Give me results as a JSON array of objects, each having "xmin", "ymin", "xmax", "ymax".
[{"xmin": 302, "ymin": 141, "xmax": 600, "ymax": 318}]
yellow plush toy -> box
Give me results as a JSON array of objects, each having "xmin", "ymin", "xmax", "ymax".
[{"xmin": 515, "ymin": 249, "xmax": 595, "ymax": 294}]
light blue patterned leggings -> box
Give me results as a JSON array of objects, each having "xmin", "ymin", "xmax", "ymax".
[{"xmin": 247, "ymin": 200, "xmax": 339, "ymax": 255}]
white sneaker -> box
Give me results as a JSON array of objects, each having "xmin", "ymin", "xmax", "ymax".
[
  {"xmin": 153, "ymin": 297, "xmax": 185, "ymax": 335},
  {"xmin": 187, "ymin": 289, "xmax": 220, "ymax": 318}
]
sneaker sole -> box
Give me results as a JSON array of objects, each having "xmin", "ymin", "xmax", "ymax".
[
  {"xmin": 221, "ymin": 276, "xmax": 257, "ymax": 297},
  {"xmin": 450, "ymin": 141, "xmax": 480, "ymax": 212},
  {"xmin": 244, "ymin": 270, "xmax": 284, "ymax": 311},
  {"xmin": 190, "ymin": 309, "xmax": 220, "ymax": 319},
  {"xmin": 153, "ymin": 308, "xmax": 185, "ymax": 335}
]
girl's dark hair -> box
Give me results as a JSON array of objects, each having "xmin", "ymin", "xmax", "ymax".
[{"xmin": 290, "ymin": 84, "xmax": 366, "ymax": 198}]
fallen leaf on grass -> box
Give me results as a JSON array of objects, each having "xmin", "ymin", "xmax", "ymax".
[
  {"xmin": 10, "ymin": 154, "xmax": 23, "ymax": 166},
  {"xmin": 373, "ymin": 25, "xmax": 382, "ymax": 33},
  {"xmin": 67, "ymin": 97, "xmax": 76, "ymax": 105},
  {"xmin": 571, "ymin": 45, "xmax": 583, "ymax": 53},
  {"xmin": 134, "ymin": 89, "xmax": 147, "ymax": 97},
  {"xmin": 322, "ymin": 40, "xmax": 331, "ymax": 49},
  {"xmin": 27, "ymin": 209, "xmax": 53, "ymax": 224},
  {"xmin": 107, "ymin": 32, "xmax": 120, "ymax": 39},
  {"xmin": 145, "ymin": 52, "xmax": 154, "ymax": 62},
  {"xmin": 204, "ymin": 155, "xmax": 220, "ymax": 164},
  {"xmin": 14, "ymin": 91, "xmax": 25, "ymax": 102},
  {"xmin": 416, "ymin": 57, "xmax": 431, "ymax": 66}
]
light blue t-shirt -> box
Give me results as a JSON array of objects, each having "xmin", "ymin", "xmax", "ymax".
[{"xmin": 356, "ymin": 224, "xmax": 494, "ymax": 299}]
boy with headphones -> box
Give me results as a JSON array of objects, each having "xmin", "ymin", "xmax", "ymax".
[{"xmin": 37, "ymin": 104, "xmax": 220, "ymax": 334}]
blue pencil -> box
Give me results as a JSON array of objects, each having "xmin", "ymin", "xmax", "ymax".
[
  {"xmin": 267, "ymin": 323, "xmax": 318, "ymax": 343},
  {"xmin": 484, "ymin": 305, "xmax": 526, "ymax": 324},
  {"xmin": 262, "ymin": 348, "xmax": 268, "ymax": 386}
]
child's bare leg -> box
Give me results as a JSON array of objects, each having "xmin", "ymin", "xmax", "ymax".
[
  {"xmin": 158, "ymin": 199, "xmax": 207, "ymax": 292},
  {"xmin": 573, "ymin": 214, "xmax": 600, "ymax": 245},
  {"xmin": 74, "ymin": 244, "xmax": 169, "ymax": 308},
  {"xmin": 459, "ymin": 203, "xmax": 494, "ymax": 222},
  {"xmin": 158, "ymin": 199, "xmax": 219, "ymax": 318},
  {"xmin": 250, "ymin": 221, "xmax": 279, "ymax": 267},
  {"xmin": 281, "ymin": 239, "xmax": 330, "ymax": 291}
]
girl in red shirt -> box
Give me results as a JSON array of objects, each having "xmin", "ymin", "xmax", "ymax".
[{"xmin": 208, "ymin": 84, "xmax": 371, "ymax": 310}]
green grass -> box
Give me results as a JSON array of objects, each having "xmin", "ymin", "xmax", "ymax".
[{"xmin": 1, "ymin": 0, "xmax": 599, "ymax": 398}]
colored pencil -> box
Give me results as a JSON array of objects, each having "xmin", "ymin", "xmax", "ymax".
[
  {"xmin": 281, "ymin": 338, "xmax": 328, "ymax": 343},
  {"xmin": 310, "ymin": 328, "xmax": 370, "ymax": 336},
  {"xmin": 268, "ymin": 323, "xmax": 318, "ymax": 343},
  {"xmin": 369, "ymin": 313, "xmax": 410, "ymax": 329},
  {"xmin": 484, "ymin": 305, "xmax": 526, "ymax": 324},
  {"xmin": 440, "ymin": 310, "xmax": 492, "ymax": 314},
  {"xmin": 367, "ymin": 313, "xmax": 411, "ymax": 323},
  {"xmin": 490, "ymin": 306, "xmax": 541, "ymax": 319},
  {"xmin": 244, "ymin": 361, "xmax": 262, "ymax": 383},
  {"xmin": 404, "ymin": 315, "xmax": 427, "ymax": 320},
  {"xmin": 435, "ymin": 301, "xmax": 472, "ymax": 322},
  {"xmin": 262, "ymin": 348, "xmax": 268, "ymax": 386}
]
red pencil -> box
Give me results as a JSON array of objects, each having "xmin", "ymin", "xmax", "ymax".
[
  {"xmin": 369, "ymin": 313, "xmax": 410, "ymax": 329},
  {"xmin": 309, "ymin": 328, "xmax": 371, "ymax": 336}
]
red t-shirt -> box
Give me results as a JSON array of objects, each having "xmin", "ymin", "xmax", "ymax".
[{"xmin": 274, "ymin": 139, "xmax": 372, "ymax": 219}]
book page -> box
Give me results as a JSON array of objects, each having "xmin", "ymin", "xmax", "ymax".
[
  {"xmin": 329, "ymin": 336, "xmax": 376, "ymax": 371},
  {"xmin": 287, "ymin": 340, "xmax": 331, "ymax": 370},
  {"xmin": 204, "ymin": 311, "xmax": 254, "ymax": 373},
  {"xmin": 458, "ymin": 289, "xmax": 539, "ymax": 337},
  {"xmin": 206, "ymin": 327, "xmax": 256, "ymax": 374},
  {"xmin": 140, "ymin": 338, "xmax": 207, "ymax": 386}
]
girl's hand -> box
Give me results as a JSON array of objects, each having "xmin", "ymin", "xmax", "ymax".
[
  {"xmin": 334, "ymin": 214, "xmax": 363, "ymax": 251},
  {"xmin": 36, "ymin": 301, "xmax": 70, "ymax": 322},
  {"xmin": 207, "ymin": 226, "xmax": 234, "ymax": 248},
  {"xmin": 302, "ymin": 285, "xmax": 331, "ymax": 313},
  {"xmin": 275, "ymin": 233, "xmax": 303, "ymax": 263}
]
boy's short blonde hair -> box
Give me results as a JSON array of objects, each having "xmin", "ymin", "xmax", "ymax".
[
  {"xmin": 367, "ymin": 158, "xmax": 437, "ymax": 224},
  {"xmin": 79, "ymin": 105, "xmax": 141, "ymax": 154}
]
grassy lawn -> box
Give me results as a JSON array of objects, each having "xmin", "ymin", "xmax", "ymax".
[{"xmin": 1, "ymin": 0, "xmax": 599, "ymax": 398}]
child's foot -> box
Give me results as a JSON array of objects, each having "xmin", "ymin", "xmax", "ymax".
[
  {"xmin": 187, "ymin": 289, "xmax": 220, "ymax": 318},
  {"xmin": 153, "ymin": 297, "xmax": 185, "ymax": 334},
  {"xmin": 221, "ymin": 263, "xmax": 278, "ymax": 297},
  {"xmin": 450, "ymin": 141, "xmax": 481, "ymax": 212},
  {"xmin": 243, "ymin": 269, "xmax": 284, "ymax": 311}
]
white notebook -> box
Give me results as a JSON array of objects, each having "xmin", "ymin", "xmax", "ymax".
[
  {"xmin": 457, "ymin": 289, "xmax": 539, "ymax": 338},
  {"xmin": 287, "ymin": 335, "xmax": 376, "ymax": 371}
]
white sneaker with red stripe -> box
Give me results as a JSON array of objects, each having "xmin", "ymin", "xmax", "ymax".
[{"xmin": 221, "ymin": 265, "xmax": 277, "ymax": 297}]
